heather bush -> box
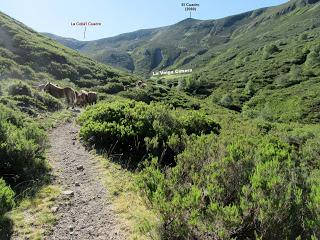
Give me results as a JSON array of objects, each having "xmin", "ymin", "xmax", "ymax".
[
  {"xmin": 0, "ymin": 104, "xmax": 47, "ymax": 185},
  {"xmin": 8, "ymin": 81, "xmax": 32, "ymax": 97},
  {"xmin": 78, "ymin": 99, "xmax": 220, "ymax": 167},
  {"xmin": 0, "ymin": 178, "xmax": 15, "ymax": 216},
  {"xmin": 138, "ymin": 133, "xmax": 320, "ymax": 239}
]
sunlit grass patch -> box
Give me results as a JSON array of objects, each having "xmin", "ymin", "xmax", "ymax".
[
  {"xmin": 36, "ymin": 109, "xmax": 74, "ymax": 129},
  {"xmin": 6, "ymin": 185, "xmax": 61, "ymax": 240},
  {"xmin": 95, "ymin": 154, "xmax": 161, "ymax": 240}
]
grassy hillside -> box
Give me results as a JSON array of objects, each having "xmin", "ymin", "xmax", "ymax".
[
  {"xmin": 0, "ymin": 11, "xmax": 136, "ymax": 87},
  {"xmin": 44, "ymin": 0, "xmax": 320, "ymax": 76},
  {"xmin": 48, "ymin": 0, "xmax": 320, "ymax": 125},
  {"xmin": 42, "ymin": 0, "xmax": 320, "ymax": 126},
  {"xmin": 186, "ymin": 0, "xmax": 320, "ymax": 124}
]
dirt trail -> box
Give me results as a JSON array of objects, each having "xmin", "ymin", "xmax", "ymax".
[{"xmin": 46, "ymin": 120, "xmax": 127, "ymax": 240}]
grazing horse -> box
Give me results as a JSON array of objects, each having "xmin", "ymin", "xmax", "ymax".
[
  {"xmin": 44, "ymin": 82, "xmax": 76, "ymax": 108},
  {"xmin": 75, "ymin": 90, "xmax": 89, "ymax": 107},
  {"xmin": 75, "ymin": 90, "xmax": 97, "ymax": 106},
  {"xmin": 87, "ymin": 92, "xmax": 97, "ymax": 105}
]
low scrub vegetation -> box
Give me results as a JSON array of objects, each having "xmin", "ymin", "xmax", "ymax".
[
  {"xmin": 0, "ymin": 103, "xmax": 48, "ymax": 222},
  {"xmin": 0, "ymin": 79, "xmax": 64, "ymax": 224},
  {"xmin": 78, "ymin": 99, "xmax": 220, "ymax": 168},
  {"xmin": 96, "ymin": 82, "xmax": 125, "ymax": 94},
  {"xmin": 138, "ymin": 132, "xmax": 320, "ymax": 239},
  {"xmin": 0, "ymin": 104, "xmax": 48, "ymax": 185},
  {"xmin": 2, "ymin": 81, "xmax": 63, "ymax": 116},
  {"xmin": 0, "ymin": 179, "xmax": 15, "ymax": 216},
  {"xmin": 79, "ymin": 97, "xmax": 320, "ymax": 239},
  {"xmin": 8, "ymin": 81, "xmax": 33, "ymax": 97}
]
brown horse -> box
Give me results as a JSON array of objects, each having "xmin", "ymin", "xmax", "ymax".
[
  {"xmin": 75, "ymin": 90, "xmax": 97, "ymax": 106},
  {"xmin": 75, "ymin": 90, "xmax": 89, "ymax": 107},
  {"xmin": 87, "ymin": 92, "xmax": 97, "ymax": 105},
  {"xmin": 44, "ymin": 82, "xmax": 76, "ymax": 108}
]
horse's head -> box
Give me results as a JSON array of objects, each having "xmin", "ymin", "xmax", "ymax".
[{"xmin": 43, "ymin": 82, "xmax": 52, "ymax": 92}]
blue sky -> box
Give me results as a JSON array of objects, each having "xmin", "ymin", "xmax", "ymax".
[{"xmin": 1, "ymin": 0, "xmax": 288, "ymax": 40}]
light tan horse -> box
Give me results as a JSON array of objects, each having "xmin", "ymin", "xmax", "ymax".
[{"xmin": 44, "ymin": 82, "xmax": 76, "ymax": 108}]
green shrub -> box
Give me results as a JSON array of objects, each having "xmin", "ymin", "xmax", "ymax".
[
  {"xmin": 20, "ymin": 65, "xmax": 36, "ymax": 79},
  {"xmin": 274, "ymin": 65, "xmax": 305, "ymax": 88},
  {"xmin": 178, "ymin": 110, "xmax": 220, "ymax": 136},
  {"xmin": 220, "ymin": 93, "xmax": 233, "ymax": 107},
  {"xmin": 305, "ymin": 50, "xmax": 320, "ymax": 67},
  {"xmin": 9, "ymin": 95, "xmax": 46, "ymax": 116},
  {"xmin": 120, "ymin": 88, "xmax": 153, "ymax": 103},
  {"xmin": 8, "ymin": 82, "xmax": 32, "ymax": 97},
  {"xmin": 33, "ymin": 91, "xmax": 63, "ymax": 111},
  {"xmin": 97, "ymin": 82, "xmax": 125, "ymax": 94},
  {"xmin": 138, "ymin": 134, "xmax": 320, "ymax": 239},
  {"xmin": 299, "ymin": 33, "xmax": 308, "ymax": 40},
  {"xmin": 0, "ymin": 178, "xmax": 15, "ymax": 216},
  {"xmin": 0, "ymin": 102, "xmax": 25, "ymax": 127},
  {"xmin": 181, "ymin": 74, "xmax": 214, "ymax": 95},
  {"xmin": 76, "ymin": 78, "xmax": 101, "ymax": 88},
  {"xmin": 4, "ymin": 82, "xmax": 63, "ymax": 114},
  {"xmin": 48, "ymin": 62, "xmax": 79, "ymax": 80},
  {"xmin": 243, "ymin": 79, "xmax": 255, "ymax": 96},
  {"xmin": 0, "ymin": 104, "xmax": 47, "ymax": 185},
  {"xmin": 263, "ymin": 44, "xmax": 279, "ymax": 59},
  {"xmin": 78, "ymin": 100, "xmax": 220, "ymax": 167}
]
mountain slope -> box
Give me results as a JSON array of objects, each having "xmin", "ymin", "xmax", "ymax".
[
  {"xmin": 0, "ymin": 11, "xmax": 133, "ymax": 87},
  {"xmin": 188, "ymin": 0, "xmax": 320, "ymax": 122},
  {"xmin": 44, "ymin": 0, "xmax": 320, "ymax": 124},
  {"xmin": 44, "ymin": 0, "xmax": 320, "ymax": 76}
]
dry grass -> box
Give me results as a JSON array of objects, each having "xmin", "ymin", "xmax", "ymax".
[
  {"xmin": 95, "ymin": 154, "xmax": 161, "ymax": 240},
  {"xmin": 6, "ymin": 185, "xmax": 61, "ymax": 240},
  {"xmin": 36, "ymin": 109, "xmax": 74, "ymax": 129}
]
